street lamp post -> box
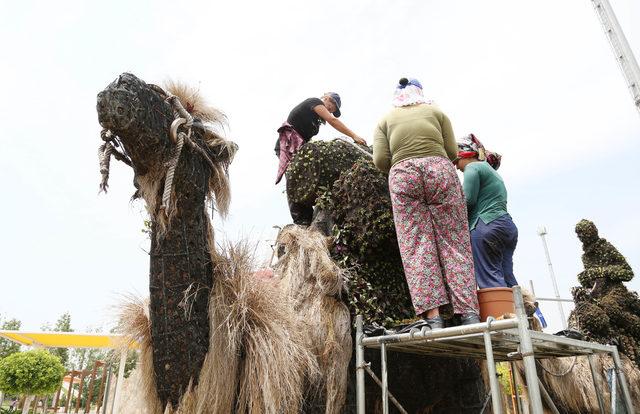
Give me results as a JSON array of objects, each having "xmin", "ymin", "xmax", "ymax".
[{"xmin": 537, "ymin": 226, "xmax": 567, "ymax": 329}]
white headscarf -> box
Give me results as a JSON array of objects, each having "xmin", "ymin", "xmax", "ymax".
[{"xmin": 391, "ymin": 78, "xmax": 432, "ymax": 107}]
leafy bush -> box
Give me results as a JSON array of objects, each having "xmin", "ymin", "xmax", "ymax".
[{"xmin": 0, "ymin": 350, "xmax": 65, "ymax": 395}]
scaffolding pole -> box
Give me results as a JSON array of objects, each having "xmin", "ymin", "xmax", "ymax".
[
  {"xmin": 355, "ymin": 315, "xmax": 365, "ymax": 414},
  {"xmin": 537, "ymin": 227, "xmax": 567, "ymax": 329},
  {"xmin": 380, "ymin": 342, "xmax": 389, "ymax": 414},
  {"xmin": 514, "ymin": 286, "xmax": 544, "ymax": 413},
  {"xmin": 612, "ymin": 347, "xmax": 635, "ymax": 413},
  {"xmin": 483, "ymin": 319, "xmax": 503, "ymax": 414}
]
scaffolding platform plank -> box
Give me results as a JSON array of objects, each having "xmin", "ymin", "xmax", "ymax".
[{"xmin": 363, "ymin": 327, "xmax": 611, "ymax": 361}]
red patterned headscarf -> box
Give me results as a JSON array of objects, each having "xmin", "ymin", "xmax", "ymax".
[{"xmin": 456, "ymin": 133, "xmax": 502, "ymax": 170}]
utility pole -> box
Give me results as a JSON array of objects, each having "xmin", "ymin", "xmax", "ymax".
[
  {"xmin": 537, "ymin": 226, "xmax": 567, "ymax": 329},
  {"xmin": 590, "ymin": 0, "xmax": 640, "ymax": 116}
]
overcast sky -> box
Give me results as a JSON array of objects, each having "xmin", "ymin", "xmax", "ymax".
[{"xmin": 1, "ymin": 0, "xmax": 638, "ymax": 334}]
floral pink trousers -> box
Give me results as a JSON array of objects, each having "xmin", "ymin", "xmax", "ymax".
[{"xmin": 389, "ymin": 156, "xmax": 479, "ymax": 316}]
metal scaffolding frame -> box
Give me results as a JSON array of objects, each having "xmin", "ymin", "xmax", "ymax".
[{"xmin": 355, "ymin": 286, "xmax": 635, "ymax": 414}]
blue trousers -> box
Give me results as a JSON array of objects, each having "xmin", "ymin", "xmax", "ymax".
[{"xmin": 470, "ymin": 215, "xmax": 519, "ymax": 289}]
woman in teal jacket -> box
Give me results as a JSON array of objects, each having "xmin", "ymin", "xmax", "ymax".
[{"xmin": 454, "ymin": 134, "xmax": 519, "ymax": 289}]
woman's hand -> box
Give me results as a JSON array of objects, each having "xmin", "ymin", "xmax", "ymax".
[
  {"xmin": 314, "ymin": 104, "xmax": 365, "ymax": 145},
  {"xmin": 352, "ymin": 136, "xmax": 367, "ymax": 146}
]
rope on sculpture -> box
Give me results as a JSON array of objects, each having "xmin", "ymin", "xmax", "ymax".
[
  {"xmin": 159, "ymin": 92, "xmax": 195, "ymax": 216},
  {"xmin": 161, "ymin": 119, "xmax": 187, "ymax": 215},
  {"xmin": 160, "ymin": 90, "xmax": 237, "ymax": 217},
  {"xmin": 98, "ymin": 142, "xmax": 114, "ymax": 193},
  {"xmin": 537, "ymin": 356, "xmax": 578, "ymax": 377},
  {"xmin": 98, "ymin": 129, "xmax": 132, "ymax": 193}
]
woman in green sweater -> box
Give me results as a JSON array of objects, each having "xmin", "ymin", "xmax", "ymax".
[
  {"xmin": 373, "ymin": 78, "xmax": 480, "ymax": 330},
  {"xmin": 455, "ymin": 134, "xmax": 519, "ymax": 289}
]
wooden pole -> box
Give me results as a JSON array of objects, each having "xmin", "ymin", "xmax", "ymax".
[
  {"xmin": 53, "ymin": 375, "xmax": 65, "ymax": 413},
  {"xmin": 74, "ymin": 370, "xmax": 87, "ymax": 413},
  {"xmin": 65, "ymin": 371, "xmax": 77, "ymax": 413},
  {"xmin": 95, "ymin": 363, "xmax": 108, "ymax": 413},
  {"xmin": 30, "ymin": 395, "xmax": 37, "ymax": 413},
  {"xmin": 22, "ymin": 395, "xmax": 34, "ymax": 414},
  {"xmin": 85, "ymin": 361, "xmax": 102, "ymax": 413}
]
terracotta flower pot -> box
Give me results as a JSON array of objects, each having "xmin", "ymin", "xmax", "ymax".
[{"xmin": 477, "ymin": 287, "xmax": 515, "ymax": 321}]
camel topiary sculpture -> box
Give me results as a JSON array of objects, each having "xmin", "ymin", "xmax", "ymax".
[
  {"xmin": 570, "ymin": 219, "xmax": 640, "ymax": 367},
  {"xmin": 98, "ymin": 73, "xmax": 323, "ymax": 413}
]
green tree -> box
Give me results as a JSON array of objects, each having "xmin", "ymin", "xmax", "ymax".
[
  {"xmin": 69, "ymin": 327, "xmax": 106, "ymax": 371},
  {"xmin": 0, "ymin": 318, "xmax": 21, "ymax": 359},
  {"xmin": 71, "ymin": 347, "xmax": 107, "ymax": 372},
  {"xmin": 51, "ymin": 313, "xmax": 73, "ymax": 368},
  {"xmin": 0, "ymin": 350, "xmax": 64, "ymax": 414},
  {"xmin": 41, "ymin": 313, "xmax": 74, "ymax": 368}
]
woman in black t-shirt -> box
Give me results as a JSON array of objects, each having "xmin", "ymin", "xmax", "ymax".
[
  {"xmin": 275, "ymin": 93, "xmax": 366, "ymax": 155},
  {"xmin": 289, "ymin": 94, "xmax": 365, "ymax": 144},
  {"xmin": 275, "ymin": 92, "xmax": 366, "ymax": 225}
]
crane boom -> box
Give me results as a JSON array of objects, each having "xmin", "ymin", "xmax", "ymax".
[{"xmin": 591, "ymin": 0, "xmax": 640, "ymax": 116}]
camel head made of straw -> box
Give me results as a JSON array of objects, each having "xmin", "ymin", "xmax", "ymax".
[{"xmin": 96, "ymin": 72, "xmax": 237, "ymax": 409}]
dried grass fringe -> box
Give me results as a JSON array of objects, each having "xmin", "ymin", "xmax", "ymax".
[
  {"xmin": 116, "ymin": 296, "xmax": 162, "ymax": 414},
  {"xmin": 117, "ymin": 239, "xmax": 320, "ymax": 414},
  {"xmin": 273, "ymin": 225, "xmax": 352, "ymax": 414},
  {"xmin": 194, "ymin": 242, "xmax": 320, "ymax": 414},
  {"xmin": 163, "ymin": 80, "xmax": 226, "ymax": 126}
]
